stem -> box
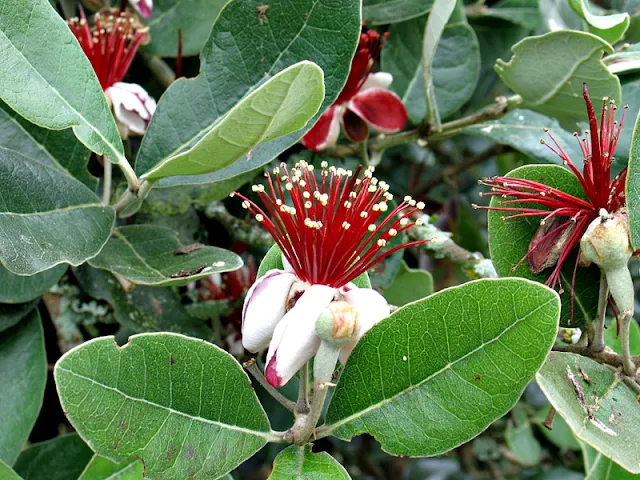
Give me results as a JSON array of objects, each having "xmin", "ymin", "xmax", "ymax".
[
  {"xmin": 243, "ymin": 359, "xmax": 295, "ymax": 412},
  {"xmin": 359, "ymin": 141, "xmax": 369, "ymax": 166},
  {"xmin": 619, "ymin": 311, "xmax": 638, "ymax": 377},
  {"xmin": 296, "ymin": 363, "xmax": 310, "ymax": 414},
  {"xmin": 142, "ymin": 54, "xmax": 177, "ymax": 90},
  {"xmin": 117, "ymin": 155, "xmax": 140, "ymax": 194},
  {"xmin": 114, "ymin": 179, "xmax": 154, "ymax": 216},
  {"xmin": 102, "ymin": 157, "xmax": 112, "ymax": 205},
  {"xmin": 590, "ymin": 271, "xmax": 608, "ymax": 353},
  {"xmin": 552, "ymin": 343, "xmax": 640, "ymax": 368},
  {"xmin": 285, "ymin": 381, "xmax": 330, "ymax": 445},
  {"xmin": 542, "ymin": 407, "xmax": 556, "ymax": 430}
]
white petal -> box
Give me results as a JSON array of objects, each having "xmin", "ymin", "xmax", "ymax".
[
  {"xmin": 338, "ymin": 287, "xmax": 390, "ymax": 364},
  {"xmin": 265, "ymin": 285, "xmax": 336, "ymax": 386},
  {"xmin": 281, "ymin": 252, "xmax": 293, "ymax": 272},
  {"xmin": 105, "ymin": 82, "xmax": 157, "ymax": 135},
  {"xmin": 360, "ymin": 72, "xmax": 393, "ymax": 91},
  {"xmin": 241, "ymin": 269, "xmax": 296, "ymax": 352}
]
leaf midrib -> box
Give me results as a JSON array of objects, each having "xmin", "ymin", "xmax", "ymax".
[
  {"xmin": 325, "ymin": 296, "xmax": 554, "ymax": 433},
  {"xmin": 56, "ymin": 366, "xmax": 270, "ymax": 439}
]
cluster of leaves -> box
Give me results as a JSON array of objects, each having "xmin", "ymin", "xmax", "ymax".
[{"xmin": 1, "ymin": 0, "xmax": 640, "ymax": 479}]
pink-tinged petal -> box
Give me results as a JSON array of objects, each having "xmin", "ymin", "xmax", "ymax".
[
  {"xmin": 265, "ymin": 285, "xmax": 336, "ymax": 387},
  {"xmin": 342, "ymin": 108, "xmax": 369, "ymax": 142},
  {"xmin": 241, "ymin": 269, "xmax": 296, "ymax": 352},
  {"xmin": 349, "ymin": 87, "xmax": 407, "ymax": 134},
  {"xmin": 130, "ymin": 0, "xmax": 153, "ymax": 18},
  {"xmin": 338, "ymin": 286, "xmax": 390, "ymax": 364},
  {"xmin": 106, "ymin": 82, "xmax": 156, "ymax": 136},
  {"xmin": 360, "ymin": 72, "xmax": 393, "ymax": 91},
  {"xmin": 301, "ymin": 106, "xmax": 340, "ymax": 151}
]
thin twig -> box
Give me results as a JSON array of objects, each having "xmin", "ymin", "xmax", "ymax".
[
  {"xmin": 542, "ymin": 406, "xmax": 556, "ymax": 430},
  {"xmin": 102, "ymin": 157, "xmax": 112, "ymax": 205},
  {"xmin": 359, "ymin": 141, "xmax": 369, "ymax": 166},
  {"xmin": 591, "ymin": 271, "xmax": 608, "ymax": 353},
  {"xmin": 296, "ymin": 363, "xmax": 310, "ymax": 414},
  {"xmin": 244, "ymin": 359, "xmax": 295, "ymax": 412},
  {"xmin": 552, "ymin": 343, "xmax": 640, "ymax": 368},
  {"xmin": 142, "ymin": 54, "xmax": 176, "ymax": 90}
]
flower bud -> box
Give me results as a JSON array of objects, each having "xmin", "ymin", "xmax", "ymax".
[
  {"xmin": 316, "ymin": 301, "xmax": 359, "ymax": 345},
  {"xmin": 580, "ymin": 209, "xmax": 632, "ymax": 270}
]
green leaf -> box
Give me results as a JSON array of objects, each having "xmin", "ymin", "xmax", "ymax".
[
  {"xmin": 383, "ymin": 260, "xmax": 433, "ymax": 306},
  {"xmin": 535, "ymin": 406, "xmax": 582, "ymax": 451},
  {"xmin": 256, "ymin": 244, "xmax": 371, "ymax": 289},
  {"xmin": 141, "ymin": 62, "xmax": 324, "ymax": 182},
  {"xmin": 73, "ymin": 265, "xmax": 213, "ymax": 339},
  {"xmin": 13, "ymin": 435, "xmax": 93, "ymax": 480},
  {"xmin": 0, "ymin": 301, "xmax": 39, "ymax": 334},
  {"xmin": 626, "ymin": 102, "xmax": 640, "ymax": 250},
  {"xmin": 496, "ymin": 31, "xmax": 621, "ymax": 128},
  {"xmin": 477, "ymin": 0, "xmax": 541, "ymax": 30},
  {"xmin": 0, "ymin": 264, "xmax": 66, "ymax": 304},
  {"xmin": 581, "ymin": 442, "xmax": 640, "ymax": 479},
  {"xmin": 324, "ymin": 278, "xmax": 560, "ymax": 456},
  {"xmin": 422, "ymin": 0, "xmax": 458, "ymax": 129},
  {"xmin": 0, "ymin": 310, "xmax": 46, "ymax": 465},
  {"xmin": 269, "ymin": 445, "xmax": 351, "ymax": 479},
  {"xmin": 604, "ymin": 317, "xmax": 640, "ymax": 354},
  {"xmin": 79, "ymin": 455, "xmax": 143, "ymax": 480},
  {"xmin": 0, "ymin": 100, "xmax": 96, "ymax": 189},
  {"xmin": 144, "ymin": 0, "xmax": 227, "ymax": 57},
  {"xmin": 537, "ymin": 352, "xmax": 640, "ymax": 474},
  {"xmin": 539, "ymin": 0, "xmax": 584, "ymax": 32},
  {"xmin": 363, "ymin": 0, "xmax": 434, "ymax": 24},
  {"xmin": 87, "ymin": 225, "xmax": 242, "ymax": 287},
  {"xmin": 0, "ymin": 460, "xmax": 22, "ymax": 480},
  {"xmin": 0, "ymin": 0, "xmax": 125, "ymax": 163},
  {"xmin": 0, "ymin": 148, "xmax": 115, "ymax": 276},
  {"xmin": 381, "ymin": 13, "xmax": 480, "ymax": 123},
  {"xmin": 505, "ymin": 417, "xmax": 542, "ymax": 466},
  {"xmin": 135, "ymin": 0, "xmax": 361, "ymax": 188},
  {"xmin": 487, "ymin": 164, "xmax": 601, "ymax": 327},
  {"xmin": 54, "ymin": 333, "xmax": 271, "ymax": 480},
  {"xmin": 569, "ymin": 0, "xmax": 630, "ymax": 44},
  {"xmin": 463, "ymin": 110, "xmax": 584, "ymax": 166}
]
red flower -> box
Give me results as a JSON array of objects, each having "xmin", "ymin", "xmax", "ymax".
[
  {"xmin": 67, "ymin": 7, "xmax": 155, "ymax": 136},
  {"xmin": 474, "ymin": 84, "xmax": 628, "ymax": 297},
  {"xmin": 301, "ymin": 29, "xmax": 408, "ymax": 151}
]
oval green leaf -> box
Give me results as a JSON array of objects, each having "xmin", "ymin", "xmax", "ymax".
[
  {"xmin": 0, "ymin": 460, "xmax": 22, "ymax": 480},
  {"xmin": 0, "ymin": 301, "xmax": 39, "ymax": 334},
  {"xmin": 569, "ymin": 0, "xmax": 630, "ymax": 44},
  {"xmin": 0, "ymin": 100, "xmax": 95, "ymax": 189},
  {"xmin": 324, "ymin": 278, "xmax": 560, "ymax": 457},
  {"xmin": 135, "ymin": 0, "xmax": 361, "ymax": 188},
  {"xmin": 0, "ymin": 0, "xmax": 125, "ymax": 163},
  {"xmin": 496, "ymin": 31, "xmax": 620, "ymax": 127},
  {"xmin": 0, "ymin": 264, "xmax": 66, "ymax": 304},
  {"xmin": 144, "ymin": 0, "xmax": 227, "ymax": 57},
  {"xmin": 13, "ymin": 434, "xmax": 93, "ymax": 480},
  {"xmin": 269, "ymin": 445, "xmax": 351, "ymax": 479},
  {"xmin": 87, "ymin": 225, "xmax": 242, "ymax": 287},
  {"xmin": 363, "ymin": 0, "xmax": 433, "ymax": 24},
  {"xmin": 0, "ymin": 310, "xmax": 46, "ymax": 465},
  {"xmin": 79, "ymin": 455, "xmax": 143, "ymax": 480},
  {"xmin": 141, "ymin": 61, "xmax": 324, "ymax": 182},
  {"xmin": 581, "ymin": 442, "xmax": 640, "ymax": 480},
  {"xmin": 487, "ymin": 164, "xmax": 601, "ymax": 327},
  {"xmin": 0, "ymin": 148, "xmax": 115, "ymax": 275},
  {"xmin": 256, "ymin": 244, "xmax": 371, "ymax": 289},
  {"xmin": 54, "ymin": 333, "xmax": 271, "ymax": 480},
  {"xmin": 383, "ymin": 260, "xmax": 433, "ymax": 306},
  {"xmin": 537, "ymin": 352, "xmax": 640, "ymax": 474},
  {"xmin": 626, "ymin": 104, "xmax": 640, "ymax": 251}
]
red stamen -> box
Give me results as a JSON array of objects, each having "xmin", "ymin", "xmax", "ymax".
[{"xmin": 232, "ymin": 161, "xmax": 429, "ymax": 287}]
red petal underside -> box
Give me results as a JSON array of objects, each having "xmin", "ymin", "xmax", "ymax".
[
  {"xmin": 265, "ymin": 353, "xmax": 282, "ymax": 387},
  {"xmin": 342, "ymin": 108, "xmax": 369, "ymax": 142},
  {"xmin": 301, "ymin": 107, "xmax": 338, "ymax": 151},
  {"xmin": 349, "ymin": 88, "xmax": 407, "ymax": 133}
]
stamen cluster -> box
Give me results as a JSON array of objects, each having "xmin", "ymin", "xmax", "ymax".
[
  {"xmin": 67, "ymin": 8, "xmax": 149, "ymax": 90},
  {"xmin": 232, "ymin": 161, "xmax": 428, "ymax": 287},
  {"xmin": 474, "ymin": 84, "xmax": 628, "ymax": 294}
]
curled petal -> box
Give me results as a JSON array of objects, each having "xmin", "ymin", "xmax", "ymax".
[
  {"xmin": 342, "ymin": 108, "xmax": 370, "ymax": 142},
  {"xmin": 105, "ymin": 82, "xmax": 157, "ymax": 136},
  {"xmin": 360, "ymin": 72, "xmax": 393, "ymax": 91},
  {"xmin": 338, "ymin": 286, "xmax": 390, "ymax": 364},
  {"xmin": 241, "ymin": 269, "xmax": 296, "ymax": 353},
  {"xmin": 130, "ymin": 0, "xmax": 153, "ymax": 18},
  {"xmin": 301, "ymin": 106, "xmax": 341, "ymax": 151},
  {"xmin": 265, "ymin": 285, "xmax": 337, "ymax": 387},
  {"xmin": 349, "ymin": 87, "xmax": 407, "ymax": 134}
]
